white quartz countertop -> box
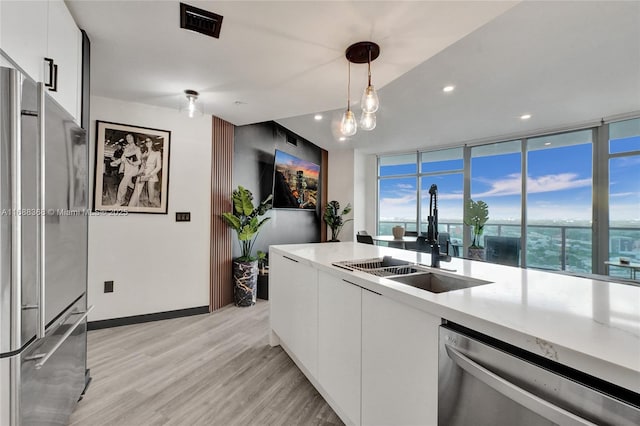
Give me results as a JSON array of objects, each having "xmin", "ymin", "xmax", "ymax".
[{"xmin": 270, "ymin": 242, "xmax": 640, "ymax": 392}]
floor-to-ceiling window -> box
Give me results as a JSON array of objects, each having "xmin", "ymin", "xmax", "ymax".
[
  {"xmin": 377, "ymin": 154, "xmax": 418, "ymax": 234},
  {"xmin": 420, "ymin": 148, "xmax": 464, "ymax": 241},
  {"xmin": 470, "ymin": 141, "xmax": 522, "ymax": 243},
  {"xmin": 608, "ymin": 118, "xmax": 640, "ymax": 279},
  {"xmin": 376, "ymin": 116, "xmax": 639, "ymax": 277},
  {"xmin": 526, "ymin": 130, "xmax": 593, "ymax": 273}
]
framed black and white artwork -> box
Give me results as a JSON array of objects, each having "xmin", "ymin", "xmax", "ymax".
[{"xmin": 94, "ymin": 120, "xmax": 171, "ymax": 214}]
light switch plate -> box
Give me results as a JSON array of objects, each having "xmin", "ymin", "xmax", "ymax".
[{"xmin": 176, "ymin": 212, "xmax": 191, "ymax": 222}]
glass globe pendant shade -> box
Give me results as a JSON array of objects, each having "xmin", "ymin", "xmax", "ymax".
[
  {"xmin": 187, "ymin": 95, "xmax": 197, "ymax": 118},
  {"xmin": 180, "ymin": 89, "xmax": 203, "ymax": 118},
  {"xmin": 360, "ymin": 111, "xmax": 376, "ymax": 131},
  {"xmin": 361, "ymin": 85, "xmax": 379, "ymax": 113},
  {"xmin": 340, "ymin": 109, "xmax": 357, "ymax": 136}
]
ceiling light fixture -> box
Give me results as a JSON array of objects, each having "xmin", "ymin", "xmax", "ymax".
[
  {"xmin": 314, "ymin": 114, "xmax": 323, "ymax": 121},
  {"xmin": 443, "ymin": 85, "xmax": 455, "ymax": 92},
  {"xmin": 520, "ymin": 114, "xmax": 532, "ymax": 120},
  {"xmin": 340, "ymin": 41, "xmax": 380, "ymax": 136},
  {"xmin": 339, "ymin": 137, "xmax": 346, "ymax": 142},
  {"xmin": 181, "ymin": 89, "xmax": 202, "ymax": 118}
]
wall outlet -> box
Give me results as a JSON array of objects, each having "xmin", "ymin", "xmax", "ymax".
[{"xmin": 104, "ymin": 281, "xmax": 114, "ymax": 293}]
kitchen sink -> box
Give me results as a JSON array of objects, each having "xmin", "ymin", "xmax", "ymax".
[
  {"xmin": 387, "ymin": 271, "xmax": 492, "ymax": 293},
  {"xmin": 333, "ymin": 256, "xmax": 420, "ymax": 276}
]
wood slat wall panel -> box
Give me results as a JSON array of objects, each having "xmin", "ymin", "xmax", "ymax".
[
  {"xmin": 321, "ymin": 149, "xmax": 328, "ymax": 242},
  {"xmin": 210, "ymin": 116, "xmax": 234, "ymax": 310}
]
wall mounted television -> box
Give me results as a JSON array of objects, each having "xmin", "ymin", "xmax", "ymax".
[{"xmin": 272, "ymin": 149, "xmax": 320, "ymax": 210}]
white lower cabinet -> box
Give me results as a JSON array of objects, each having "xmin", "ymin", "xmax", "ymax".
[
  {"xmin": 269, "ymin": 252, "xmax": 318, "ymax": 376},
  {"xmin": 361, "ymin": 291, "xmax": 440, "ymax": 426},
  {"xmin": 318, "ymin": 272, "xmax": 361, "ymax": 426},
  {"xmin": 271, "ymin": 252, "xmax": 440, "ymax": 426}
]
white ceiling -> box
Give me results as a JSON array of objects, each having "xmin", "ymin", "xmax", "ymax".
[
  {"xmin": 279, "ymin": 0, "xmax": 640, "ymax": 153},
  {"xmin": 66, "ymin": 2, "xmax": 516, "ymax": 125},
  {"xmin": 67, "ymin": 1, "xmax": 640, "ymax": 154}
]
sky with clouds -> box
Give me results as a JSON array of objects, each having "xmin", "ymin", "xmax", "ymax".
[{"xmin": 379, "ymin": 137, "xmax": 639, "ymax": 225}]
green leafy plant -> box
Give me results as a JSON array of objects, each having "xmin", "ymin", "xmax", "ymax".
[
  {"xmin": 257, "ymin": 250, "xmax": 268, "ymax": 273},
  {"xmin": 221, "ymin": 186, "xmax": 273, "ymax": 261},
  {"xmin": 464, "ymin": 199, "xmax": 489, "ymax": 248},
  {"xmin": 323, "ymin": 200, "xmax": 352, "ymax": 241}
]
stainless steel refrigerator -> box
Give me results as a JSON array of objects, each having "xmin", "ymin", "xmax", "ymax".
[{"xmin": 0, "ymin": 66, "xmax": 91, "ymax": 425}]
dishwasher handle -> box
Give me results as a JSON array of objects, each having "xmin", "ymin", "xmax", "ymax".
[{"xmin": 445, "ymin": 344, "xmax": 598, "ymax": 426}]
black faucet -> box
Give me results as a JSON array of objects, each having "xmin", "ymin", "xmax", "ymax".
[{"xmin": 426, "ymin": 184, "xmax": 451, "ymax": 268}]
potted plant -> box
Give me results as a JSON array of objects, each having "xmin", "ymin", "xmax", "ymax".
[
  {"xmin": 221, "ymin": 186, "xmax": 272, "ymax": 306},
  {"xmin": 323, "ymin": 200, "xmax": 352, "ymax": 242},
  {"xmin": 257, "ymin": 250, "xmax": 268, "ymax": 275},
  {"xmin": 464, "ymin": 199, "xmax": 489, "ymax": 260}
]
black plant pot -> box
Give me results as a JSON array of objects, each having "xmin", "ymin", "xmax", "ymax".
[{"xmin": 233, "ymin": 260, "xmax": 258, "ymax": 307}]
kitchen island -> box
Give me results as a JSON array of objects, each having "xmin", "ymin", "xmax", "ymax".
[{"xmin": 269, "ymin": 242, "xmax": 640, "ymax": 426}]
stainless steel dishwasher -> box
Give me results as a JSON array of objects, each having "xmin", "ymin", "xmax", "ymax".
[{"xmin": 439, "ymin": 324, "xmax": 640, "ymax": 426}]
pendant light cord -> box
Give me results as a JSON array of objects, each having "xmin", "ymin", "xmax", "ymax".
[
  {"xmin": 347, "ymin": 60, "xmax": 351, "ymax": 111},
  {"xmin": 367, "ymin": 47, "xmax": 372, "ymax": 86}
]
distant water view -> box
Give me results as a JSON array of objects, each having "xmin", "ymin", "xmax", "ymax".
[{"xmin": 379, "ymin": 218, "xmax": 639, "ymax": 276}]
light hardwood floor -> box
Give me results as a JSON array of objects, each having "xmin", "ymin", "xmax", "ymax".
[{"xmin": 69, "ymin": 300, "xmax": 343, "ymax": 426}]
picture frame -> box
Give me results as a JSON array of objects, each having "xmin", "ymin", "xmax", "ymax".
[{"xmin": 94, "ymin": 120, "xmax": 171, "ymax": 214}]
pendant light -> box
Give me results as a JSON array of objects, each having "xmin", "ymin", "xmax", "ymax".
[
  {"xmin": 360, "ymin": 110, "xmax": 376, "ymax": 131},
  {"xmin": 340, "ymin": 61, "xmax": 357, "ymax": 137},
  {"xmin": 342, "ymin": 41, "xmax": 380, "ymax": 137},
  {"xmin": 360, "ymin": 46, "xmax": 379, "ymax": 113}
]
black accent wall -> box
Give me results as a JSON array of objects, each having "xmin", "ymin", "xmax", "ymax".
[{"xmin": 233, "ymin": 121, "xmax": 322, "ymax": 257}]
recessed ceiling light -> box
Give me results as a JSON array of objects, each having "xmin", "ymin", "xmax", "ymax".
[
  {"xmin": 339, "ymin": 137, "xmax": 346, "ymax": 142},
  {"xmin": 443, "ymin": 85, "xmax": 455, "ymax": 93},
  {"xmin": 520, "ymin": 114, "xmax": 532, "ymax": 120},
  {"xmin": 544, "ymin": 142, "xmax": 551, "ymax": 146},
  {"xmin": 314, "ymin": 114, "xmax": 323, "ymax": 121}
]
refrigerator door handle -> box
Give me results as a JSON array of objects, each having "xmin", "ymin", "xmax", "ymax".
[
  {"xmin": 8, "ymin": 67, "xmax": 23, "ymax": 426},
  {"xmin": 36, "ymin": 82, "xmax": 46, "ymax": 339},
  {"xmin": 25, "ymin": 305, "xmax": 93, "ymax": 369},
  {"xmin": 9, "ymin": 69, "xmax": 23, "ymax": 349},
  {"xmin": 445, "ymin": 344, "xmax": 597, "ymax": 426}
]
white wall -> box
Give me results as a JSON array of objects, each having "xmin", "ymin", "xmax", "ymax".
[
  {"xmin": 355, "ymin": 150, "xmax": 377, "ymax": 234},
  {"xmin": 328, "ymin": 149, "xmax": 378, "ymax": 241},
  {"xmin": 328, "ymin": 149, "xmax": 355, "ymax": 241},
  {"xmin": 88, "ymin": 96, "xmax": 211, "ymax": 321}
]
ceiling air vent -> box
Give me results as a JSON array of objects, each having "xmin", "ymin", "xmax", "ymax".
[{"xmin": 180, "ymin": 3, "xmax": 223, "ymax": 39}]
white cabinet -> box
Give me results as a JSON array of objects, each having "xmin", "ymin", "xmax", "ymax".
[
  {"xmin": 0, "ymin": 0, "xmax": 48, "ymax": 80},
  {"xmin": 269, "ymin": 253, "xmax": 318, "ymax": 376},
  {"xmin": 270, "ymin": 250, "xmax": 442, "ymax": 426},
  {"xmin": 318, "ymin": 272, "xmax": 361, "ymax": 426},
  {"xmin": 0, "ymin": 0, "xmax": 81, "ymax": 122},
  {"xmin": 361, "ymin": 290, "xmax": 440, "ymax": 426},
  {"xmin": 46, "ymin": 0, "xmax": 81, "ymax": 121}
]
